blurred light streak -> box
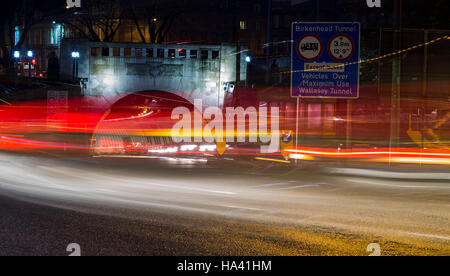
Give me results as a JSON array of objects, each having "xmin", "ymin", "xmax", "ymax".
[
  {"xmin": 254, "ymin": 157, "xmax": 291, "ymax": 164},
  {"xmin": 284, "ymin": 147, "xmax": 450, "ymax": 158}
]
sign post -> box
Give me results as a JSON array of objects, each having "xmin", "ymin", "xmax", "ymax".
[{"xmin": 291, "ymin": 22, "xmax": 360, "ymax": 158}]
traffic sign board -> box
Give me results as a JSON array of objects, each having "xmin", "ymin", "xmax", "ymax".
[{"xmin": 291, "ymin": 22, "xmax": 360, "ymax": 99}]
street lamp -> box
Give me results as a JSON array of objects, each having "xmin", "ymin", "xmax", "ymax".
[
  {"xmin": 13, "ymin": 51, "xmax": 20, "ymax": 81},
  {"xmin": 26, "ymin": 50, "xmax": 34, "ymax": 79},
  {"xmin": 71, "ymin": 51, "xmax": 80, "ymax": 59},
  {"xmin": 245, "ymin": 56, "xmax": 251, "ymax": 63},
  {"xmin": 71, "ymin": 50, "xmax": 80, "ymax": 81}
]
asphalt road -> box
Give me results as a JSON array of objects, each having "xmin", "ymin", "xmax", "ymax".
[{"xmin": 0, "ymin": 152, "xmax": 448, "ymax": 256}]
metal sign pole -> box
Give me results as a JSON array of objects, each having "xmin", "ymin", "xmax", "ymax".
[{"xmin": 295, "ymin": 97, "xmax": 300, "ymax": 165}]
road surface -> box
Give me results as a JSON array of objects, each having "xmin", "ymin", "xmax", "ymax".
[{"xmin": 0, "ymin": 152, "xmax": 448, "ymax": 256}]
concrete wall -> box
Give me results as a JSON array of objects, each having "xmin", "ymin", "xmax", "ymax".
[{"xmin": 60, "ymin": 39, "xmax": 247, "ymax": 107}]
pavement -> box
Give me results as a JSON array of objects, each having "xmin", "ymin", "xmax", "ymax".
[{"xmin": 0, "ymin": 152, "xmax": 448, "ymax": 256}]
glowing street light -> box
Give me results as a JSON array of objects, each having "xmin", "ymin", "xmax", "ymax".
[
  {"xmin": 71, "ymin": 51, "xmax": 80, "ymax": 59},
  {"xmin": 13, "ymin": 51, "xmax": 21, "ymax": 59},
  {"xmin": 245, "ymin": 56, "xmax": 251, "ymax": 63},
  {"xmin": 27, "ymin": 50, "xmax": 34, "ymax": 58},
  {"xmin": 71, "ymin": 50, "xmax": 80, "ymax": 81}
]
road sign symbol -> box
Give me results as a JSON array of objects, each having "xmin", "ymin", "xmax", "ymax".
[
  {"xmin": 281, "ymin": 131, "xmax": 293, "ymax": 144},
  {"xmin": 291, "ymin": 22, "xmax": 360, "ymax": 99},
  {"xmin": 296, "ymin": 34, "xmax": 323, "ymax": 61},
  {"xmin": 328, "ymin": 34, "xmax": 355, "ymax": 62}
]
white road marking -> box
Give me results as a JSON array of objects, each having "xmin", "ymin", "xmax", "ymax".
[
  {"xmin": 347, "ymin": 177, "xmax": 450, "ymax": 189},
  {"xmin": 275, "ymin": 184, "xmax": 325, "ymax": 190},
  {"xmin": 250, "ymin": 181, "xmax": 296, "ymax": 188}
]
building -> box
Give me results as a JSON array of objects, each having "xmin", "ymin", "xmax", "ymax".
[{"xmin": 60, "ymin": 39, "xmax": 248, "ymax": 107}]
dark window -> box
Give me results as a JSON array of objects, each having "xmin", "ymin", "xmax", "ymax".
[
  {"xmin": 178, "ymin": 49, "xmax": 186, "ymax": 58},
  {"xmin": 212, "ymin": 50, "xmax": 219, "ymax": 59},
  {"xmin": 201, "ymin": 50, "xmax": 208, "ymax": 60},
  {"xmin": 190, "ymin": 50, "xmax": 198, "ymax": 59},
  {"xmin": 91, "ymin": 48, "xmax": 99, "ymax": 57},
  {"xmin": 157, "ymin": 48, "xmax": 164, "ymax": 58},
  {"xmin": 102, "ymin": 47, "xmax": 110, "ymax": 57},
  {"xmin": 146, "ymin": 48, "xmax": 154, "ymax": 57},
  {"xmin": 168, "ymin": 49, "xmax": 176, "ymax": 58},
  {"xmin": 113, "ymin": 48, "xmax": 120, "ymax": 57},
  {"xmin": 124, "ymin": 48, "xmax": 131, "ymax": 57},
  {"xmin": 135, "ymin": 48, "xmax": 143, "ymax": 57}
]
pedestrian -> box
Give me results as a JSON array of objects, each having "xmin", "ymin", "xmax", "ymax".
[{"xmin": 47, "ymin": 52, "xmax": 60, "ymax": 81}]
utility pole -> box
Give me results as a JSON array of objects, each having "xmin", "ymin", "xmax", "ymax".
[
  {"xmin": 316, "ymin": 0, "xmax": 320, "ymax": 21},
  {"xmin": 389, "ymin": 0, "xmax": 402, "ymax": 161},
  {"xmin": 265, "ymin": 0, "xmax": 272, "ymax": 85},
  {"xmin": 233, "ymin": 0, "xmax": 241, "ymax": 87}
]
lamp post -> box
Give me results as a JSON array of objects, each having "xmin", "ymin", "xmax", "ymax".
[
  {"xmin": 26, "ymin": 50, "xmax": 33, "ymax": 79},
  {"xmin": 265, "ymin": 0, "xmax": 272, "ymax": 85},
  {"xmin": 71, "ymin": 51, "xmax": 80, "ymax": 81},
  {"xmin": 13, "ymin": 51, "xmax": 20, "ymax": 85},
  {"xmin": 389, "ymin": 0, "xmax": 402, "ymax": 165}
]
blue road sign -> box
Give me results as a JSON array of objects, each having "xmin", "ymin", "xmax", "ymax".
[{"xmin": 291, "ymin": 22, "xmax": 360, "ymax": 99}]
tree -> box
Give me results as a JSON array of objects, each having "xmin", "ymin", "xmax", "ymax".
[
  {"xmin": 0, "ymin": 0, "xmax": 65, "ymax": 70},
  {"xmin": 0, "ymin": 1, "xmax": 40, "ymax": 69},
  {"xmin": 127, "ymin": 0, "xmax": 182, "ymax": 44},
  {"xmin": 64, "ymin": 0, "xmax": 124, "ymax": 42}
]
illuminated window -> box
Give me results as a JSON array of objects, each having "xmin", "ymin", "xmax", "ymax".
[
  {"xmin": 178, "ymin": 49, "xmax": 186, "ymax": 58},
  {"xmin": 157, "ymin": 48, "xmax": 164, "ymax": 58},
  {"xmin": 240, "ymin": 21, "xmax": 247, "ymax": 30},
  {"xmin": 168, "ymin": 49, "xmax": 176, "ymax": 58},
  {"xmin": 14, "ymin": 26, "xmax": 20, "ymax": 46},
  {"xmin": 135, "ymin": 48, "xmax": 143, "ymax": 57},
  {"xmin": 113, "ymin": 48, "xmax": 120, "ymax": 56},
  {"xmin": 190, "ymin": 50, "xmax": 198, "ymax": 59},
  {"xmin": 91, "ymin": 48, "xmax": 99, "ymax": 57},
  {"xmin": 124, "ymin": 48, "xmax": 131, "ymax": 57}
]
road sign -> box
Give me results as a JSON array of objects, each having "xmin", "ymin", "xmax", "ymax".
[
  {"xmin": 280, "ymin": 130, "xmax": 294, "ymax": 159},
  {"xmin": 291, "ymin": 22, "xmax": 360, "ymax": 99}
]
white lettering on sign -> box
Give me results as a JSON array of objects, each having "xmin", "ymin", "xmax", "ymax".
[
  {"xmin": 66, "ymin": 0, "xmax": 81, "ymax": 8},
  {"xmin": 366, "ymin": 0, "xmax": 381, "ymax": 8}
]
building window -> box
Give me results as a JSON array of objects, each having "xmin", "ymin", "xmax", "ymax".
[
  {"xmin": 157, "ymin": 48, "xmax": 164, "ymax": 58},
  {"xmin": 14, "ymin": 26, "xmax": 20, "ymax": 46},
  {"xmin": 220, "ymin": 0, "xmax": 229, "ymax": 9},
  {"xmin": 190, "ymin": 50, "xmax": 198, "ymax": 59},
  {"xmin": 201, "ymin": 50, "xmax": 208, "ymax": 60},
  {"xmin": 146, "ymin": 48, "xmax": 154, "ymax": 57},
  {"xmin": 168, "ymin": 49, "xmax": 176, "ymax": 58},
  {"xmin": 273, "ymin": 15, "xmax": 280, "ymax": 29},
  {"xmin": 113, "ymin": 48, "xmax": 120, "ymax": 56},
  {"xmin": 135, "ymin": 48, "xmax": 143, "ymax": 57},
  {"xmin": 256, "ymin": 21, "xmax": 261, "ymax": 32},
  {"xmin": 240, "ymin": 21, "xmax": 247, "ymax": 30},
  {"xmin": 178, "ymin": 49, "xmax": 186, "ymax": 58},
  {"xmin": 254, "ymin": 4, "xmax": 261, "ymax": 13},
  {"xmin": 91, "ymin": 48, "xmax": 99, "ymax": 57},
  {"xmin": 102, "ymin": 47, "xmax": 110, "ymax": 57},
  {"xmin": 212, "ymin": 50, "xmax": 219, "ymax": 59},
  {"xmin": 124, "ymin": 48, "xmax": 131, "ymax": 57}
]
